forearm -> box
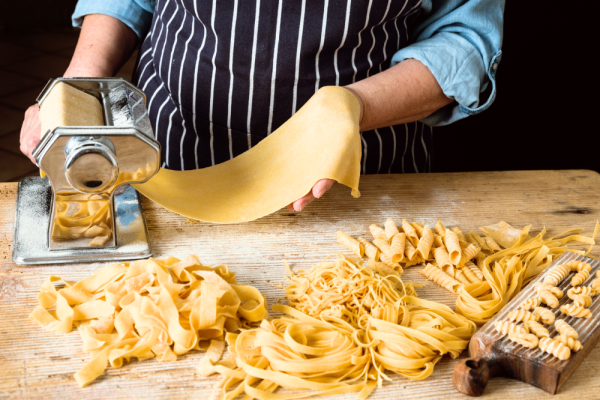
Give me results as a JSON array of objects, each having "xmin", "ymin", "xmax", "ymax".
[
  {"xmin": 65, "ymin": 14, "xmax": 138, "ymax": 77},
  {"xmin": 345, "ymin": 59, "xmax": 453, "ymax": 131}
]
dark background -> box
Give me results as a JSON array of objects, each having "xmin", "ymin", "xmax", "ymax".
[{"xmin": 1, "ymin": 0, "xmax": 598, "ymax": 174}]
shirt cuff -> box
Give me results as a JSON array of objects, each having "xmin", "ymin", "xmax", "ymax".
[
  {"xmin": 392, "ymin": 33, "xmax": 502, "ymax": 126},
  {"xmin": 72, "ymin": 0, "xmax": 154, "ymax": 40}
]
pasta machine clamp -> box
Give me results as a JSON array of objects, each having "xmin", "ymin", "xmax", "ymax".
[{"xmin": 12, "ymin": 77, "xmax": 161, "ymax": 265}]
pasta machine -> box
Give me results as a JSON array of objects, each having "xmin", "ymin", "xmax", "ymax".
[{"xmin": 12, "ymin": 78, "xmax": 161, "ymax": 265}]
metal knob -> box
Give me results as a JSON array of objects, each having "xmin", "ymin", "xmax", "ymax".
[{"xmin": 64, "ymin": 136, "xmax": 119, "ymax": 193}]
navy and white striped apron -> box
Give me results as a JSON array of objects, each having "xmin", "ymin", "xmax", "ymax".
[{"xmin": 133, "ymin": 0, "xmax": 432, "ymax": 174}]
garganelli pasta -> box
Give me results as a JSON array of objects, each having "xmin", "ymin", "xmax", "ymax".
[
  {"xmin": 29, "ymin": 256, "xmax": 268, "ymax": 387},
  {"xmin": 337, "ymin": 231, "xmax": 364, "ymax": 258}
]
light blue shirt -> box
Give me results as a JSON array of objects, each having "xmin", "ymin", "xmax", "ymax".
[{"xmin": 72, "ymin": 0, "xmax": 504, "ymax": 126}]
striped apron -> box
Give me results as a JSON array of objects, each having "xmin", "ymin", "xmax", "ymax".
[{"xmin": 133, "ymin": 0, "xmax": 432, "ymax": 174}]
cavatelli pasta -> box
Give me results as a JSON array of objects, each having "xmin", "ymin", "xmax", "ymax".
[
  {"xmin": 389, "ymin": 233, "xmax": 406, "ymax": 263},
  {"xmin": 534, "ymin": 307, "xmax": 556, "ymax": 325},
  {"xmin": 494, "ymin": 320, "xmax": 528, "ymax": 336},
  {"xmin": 508, "ymin": 332, "xmax": 539, "ymax": 348},
  {"xmin": 573, "ymin": 294, "xmax": 593, "ymax": 308},
  {"xmin": 567, "ymin": 286, "xmax": 597, "ymax": 300},
  {"xmin": 560, "ymin": 303, "xmax": 592, "ymax": 318},
  {"xmin": 507, "ymin": 309, "xmax": 539, "ymax": 323},
  {"xmin": 416, "ymin": 226, "xmax": 434, "ymax": 260},
  {"xmin": 536, "ymin": 285, "xmax": 559, "ymax": 308},
  {"xmin": 384, "ymin": 219, "xmax": 400, "ymax": 240},
  {"xmin": 444, "ymin": 228, "xmax": 462, "ymax": 265},
  {"xmin": 555, "ymin": 319, "xmax": 578, "ymax": 340},
  {"xmin": 571, "ymin": 269, "xmax": 590, "ymax": 286},
  {"xmin": 556, "ymin": 334, "xmax": 582, "ymax": 352},
  {"xmin": 357, "ymin": 238, "xmax": 380, "ymax": 261},
  {"xmin": 566, "ymin": 260, "xmax": 592, "ymax": 273},
  {"xmin": 539, "ymin": 337, "xmax": 571, "ymax": 360},
  {"xmin": 543, "ymin": 264, "xmax": 571, "ymax": 287},
  {"xmin": 337, "ymin": 231, "xmax": 364, "ymax": 257},
  {"xmin": 520, "ymin": 296, "xmax": 542, "ymax": 311},
  {"xmin": 369, "ymin": 224, "xmax": 387, "ymax": 241},
  {"xmin": 419, "ymin": 264, "xmax": 462, "ymax": 293},
  {"xmin": 525, "ymin": 320, "xmax": 549, "ymax": 338},
  {"xmin": 484, "ymin": 236, "xmax": 502, "ymax": 252},
  {"xmin": 402, "ymin": 220, "xmax": 419, "ymax": 246}
]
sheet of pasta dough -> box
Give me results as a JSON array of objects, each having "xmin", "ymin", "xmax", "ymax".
[{"xmin": 133, "ymin": 86, "xmax": 361, "ymax": 223}]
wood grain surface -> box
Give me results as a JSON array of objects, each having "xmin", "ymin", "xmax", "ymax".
[
  {"xmin": 1, "ymin": 170, "xmax": 600, "ymax": 399},
  {"xmin": 454, "ymin": 251, "xmax": 600, "ymax": 396}
]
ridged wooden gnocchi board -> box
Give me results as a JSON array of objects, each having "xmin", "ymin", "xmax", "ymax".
[{"xmin": 453, "ymin": 251, "xmax": 600, "ymax": 396}]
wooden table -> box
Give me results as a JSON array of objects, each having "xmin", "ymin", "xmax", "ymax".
[{"xmin": 1, "ymin": 170, "xmax": 600, "ymax": 399}]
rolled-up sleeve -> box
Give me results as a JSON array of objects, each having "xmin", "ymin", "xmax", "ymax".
[
  {"xmin": 72, "ymin": 0, "xmax": 156, "ymax": 40},
  {"xmin": 392, "ymin": 0, "xmax": 504, "ymax": 126}
]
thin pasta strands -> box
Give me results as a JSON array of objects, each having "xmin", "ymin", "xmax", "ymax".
[
  {"xmin": 337, "ymin": 231, "xmax": 364, "ymax": 258},
  {"xmin": 384, "ymin": 219, "xmax": 400, "ymax": 240}
]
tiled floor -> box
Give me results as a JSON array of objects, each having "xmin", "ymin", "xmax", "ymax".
[{"xmin": 0, "ymin": 28, "xmax": 138, "ymax": 182}]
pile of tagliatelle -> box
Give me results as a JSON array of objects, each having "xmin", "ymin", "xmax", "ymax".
[
  {"xmin": 29, "ymin": 256, "xmax": 268, "ymax": 387},
  {"xmin": 204, "ymin": 255, "xmax": 476, "ymax": 400},
  {"xmin": 337, "ymin": 219, "xmax": 599, "ymax": 325}
]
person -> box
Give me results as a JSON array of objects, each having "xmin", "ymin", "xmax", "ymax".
[{"xmin": 20, "ymin": 0, "xmax": 504, "ymax": 212}]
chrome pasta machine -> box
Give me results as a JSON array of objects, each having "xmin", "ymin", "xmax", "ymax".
[{"xmin": 13, "ymin": 78, "xmax": 161, "ymax": 265}]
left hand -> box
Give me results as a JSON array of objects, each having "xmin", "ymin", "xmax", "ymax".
[{"xmin": 287, "ymin": 179, "xmax": 335, "ymax": 211}]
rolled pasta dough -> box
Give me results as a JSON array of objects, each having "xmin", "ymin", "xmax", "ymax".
[{"xmin": 134, "ymin": 87, "xmax": 361, "ymax": 223}]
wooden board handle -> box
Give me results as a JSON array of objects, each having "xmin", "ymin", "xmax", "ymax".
[{"xmin": 453, "ymin": 357, "xmax": 504, "ymax": 396}]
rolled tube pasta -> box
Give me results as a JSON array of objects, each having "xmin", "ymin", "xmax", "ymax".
[
  {"xmin": 443, "ymin": 229, "xmax": 462, "ymax": 265},
  {"xmin": 389, "ymin": 233, "xmax": 406, "ymax": 263},
  {"xmin": 369, "ymin": 224, "xmax": 387, "ymax": 241},
  {"xmin": 384, "ymin": 219, "xmax": 400, "ymax": 240},
  {"xmin": 358, "ymin": 238, "xmax": 380, "ymax": 261},
  {"xmin": 402, "ymin": 220, "xmax": 419, "ymax": 246},
  {"xmin": 337, "ymin": 231, "xmax": 364, "ymax": 258},
  {"xmin": 416, "ymin": 226, "xmax": 434, "ymax": 260}
]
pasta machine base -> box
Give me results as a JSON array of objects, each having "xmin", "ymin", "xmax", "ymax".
[
  {"xmin": 12, "ymin": 177, "xmax": 152, "ymax": 265},
  {"xmin": 453, "ymin": 251, "xmax": 600, "ymax": 396}
]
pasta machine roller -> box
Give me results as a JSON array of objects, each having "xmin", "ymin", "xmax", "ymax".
[{"xmin": 12, "ymin": 77, "xmax": 161, "ymax": 265}]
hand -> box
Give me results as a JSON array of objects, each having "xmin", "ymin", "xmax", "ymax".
[
  {"xmin": 287, "ymin": 179, "xmax": 335, "ymax": 212},
  {"xmin": 20, "ymin": 105, "xmax": 42, "ymax": 165}
]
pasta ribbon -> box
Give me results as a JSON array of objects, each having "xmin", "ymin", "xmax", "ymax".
[
  {"xmin": 29, "ymin": 256, "xmax": 268, "ymax": 387},
  {"xmin": 52, "ymin": 193, "xmax": 113, "ymax": 246}
]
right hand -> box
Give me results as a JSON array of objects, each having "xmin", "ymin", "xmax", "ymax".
[{"xmin": 20, "ymin": 104, "xmax": 42, "ymax": 165}]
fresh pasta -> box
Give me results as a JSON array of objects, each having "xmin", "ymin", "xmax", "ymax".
[
  {"xmin": 560, "ymin": 303, "xmax": 592, "ymax": 318},
  {"xmin": 416, "ymin": 226, "xmax": 434, "ymax": 260},
  {"xmin": 534, "ymin": 307, "xmax": 556, "ymax": 325},
  {"xmin": 358, "ymin": 237, "xmax": 380, "ymax": 261},
  {"xmin": 539, "ymin": 337, "xmax": 571, "ymax": 360},
  {"xmin": 571, "ymin": 269, "xmax": 590, "ymax": 286},
  {"xmin": 465, "ymin": 262, "xmax": 484, "ymax": 281},
  {"xmin": 337, "ymin": 231, "xmax": 364, "ymax": 257},
  {"xmin": 389, "ymin": 233, "xmax": 406, "ymax": 263},
  {"xmin": 555, "ymin": 319, "xmax": 578, "ymax": 339},
  {"xmin": 444, "ymin": 228, "xmax": 462, "ymax": 265},
  {"xmin": 494, "ymin": 320, "xmax": 528, "ymax": 336},
  {"xmin": 556, "ymin": 334, "xmax": 582, "ymax": 352},
  {"xmin": 573, "ymin": 294, "xmax": 593, "ymax": 307},
  {"xmin": 525, "ymin": 320, "xmax": 549, "ymax": 338},
  {"xmin": 507, "ymin": 309, "xmax": 539, "ymax": 323},
  {"xmin": 369, "ymin": 224, "xmax": 387, "ymax": 241},
  {"xmin": 384, "ymin": 218, "xmax": 400, "ymax": 240},
  {"xmin": 567, "ymin": 286, "xmax": 597, "ymax": 299},
  {"xmin": 29, "ymin": 256, "xmax": 268, "ymax": 387},
  {"xmin": 536, "ymin": 284, "xmax": 560, "ymax": 308},
  {"xmin": 402, "ymin": 219, "xmax": 419, "ymax": 246},
  {"xmin": 543, "ymin": 264, "xmax": 571, "ymax": 287},
  {"xmin": 51, "ymin": 193, "xmax": 113, "ymax": 246},
  {"xmin": 420, "ymin": 264, "xmax": 463, "ymax": 293},
  {"xmin": 508, "ymin": 332, "xmax": 539, "ymax": 348},
  {"xmin": 520, "ymin": 296, "xmax": 542, "ymax": 311}
]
